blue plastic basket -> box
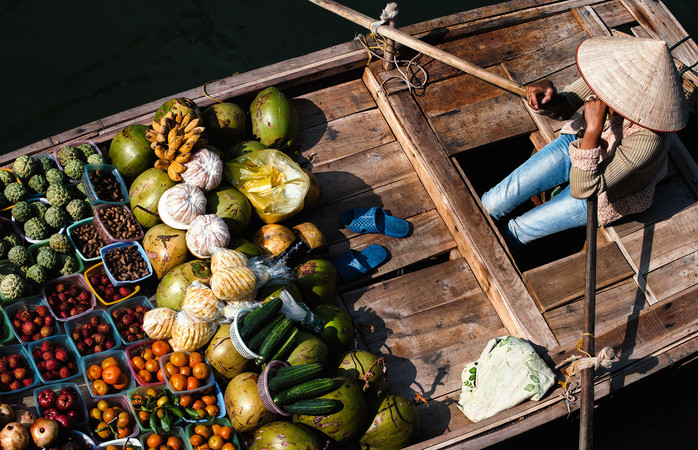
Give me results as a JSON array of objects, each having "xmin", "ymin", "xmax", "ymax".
[
  {"xmin": 82, "ymin": 164, "xmax": 129, "ymax": 205},
  {"xmin": 3, "ymin": 296, "xmax": 64, "ymax": 344},
  {"xmin": 159, "ymin": 351, "xmax": 215, "ymax": 397},
  {"xmin": 27, "ymin": 334, "xmax": 83, "ymax": 383},
  {"xmin": 32, "ymin": 381, "xmax": 89, "ymax": 427},
  {"xmin": 86, "ymin": 393, "xmax": 139, "ymax": 443},
  {"xmin": 42, "ymin": 273, "xmax": 96, "ymax": 322},
  {"xmin": 180, "ymin": 381, "xmax": 226, "ymax": 423},
  {"xmin": 0, "ymin": 343, "xmax": 41, "ymax": 395},
  {"xmin": 67, "ymin": 217, "xmax": 105, "ymax": 264},
  {"xmin": 81, "ymin": 348, "xmax": 134, "ymax": 398},
  {"xmin": 184, "ymin": 417, "xmax": 243, "ymax": 450},
  {"xmin": 107, "ymin": 296, "xmax": 153, "ymax": 346},
  {"xmin": 100, "ymin": 242, "xmax": 153, "ymax": 287},
  {"xmin": 65, "ymin": 309, "xmax": 122, "ymax": 359}
]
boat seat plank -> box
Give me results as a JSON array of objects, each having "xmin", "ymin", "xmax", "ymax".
[
  {"xmin": 524, "ymin": 240, "xmax": 634, "ymax": 312},
  {"xmin": 295, "ymin": 79, "xmax": 376, "ymax": 130},
  {"xmin": 327, "ymin": 209, "xmax": 457, "ymax": 282},
  {"xmin": 297, "ymin": 108, "xmax": 395, "ymax": 166},
  {"xmin": 294, "ymin": 174, "xmax": 435, "ymax": 246},
  {"xmin": 645, "ymin": 250, "xmax": 698, "ymax": 303},
  {"xmin": 593, "ymin": 0, "xmax": 636, "ymax": 28}
]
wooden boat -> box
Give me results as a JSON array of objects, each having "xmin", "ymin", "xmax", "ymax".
[{"xmin": 3, "ymin": 0, "xmax": 697, "ymax": 447}]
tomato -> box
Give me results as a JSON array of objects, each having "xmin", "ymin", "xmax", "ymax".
[
  {"xmin": 152, "ymin": 340, "xmax": 171, "ymax": 357},
  {"xmin": 102, "ymin": 365, "xmax": 122, "ymax": 385}
]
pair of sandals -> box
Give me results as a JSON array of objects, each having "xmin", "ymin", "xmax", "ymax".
[{"xmin": 332, "ymin": 207, "xmax": 410, "ymax": 282}]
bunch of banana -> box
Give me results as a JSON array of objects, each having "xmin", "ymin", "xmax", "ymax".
[{"xmin": 145, "ymin": 111, "xmax": 206, "ymax": 181}]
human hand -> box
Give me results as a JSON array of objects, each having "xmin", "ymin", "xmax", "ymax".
[
  {"xmin": 583, "ymin": 95, "xmax": 608, "ymax": 132},
  {"xmin": 526, "ymin": 79, "xmax": 556, "ymax": 110}
]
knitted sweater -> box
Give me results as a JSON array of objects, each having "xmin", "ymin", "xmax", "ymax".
[{"xmin": 539, "ymin": 78, "xmax": 667, "ymax": 226}]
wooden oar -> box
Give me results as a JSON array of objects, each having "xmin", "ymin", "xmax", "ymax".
[{"xmin": 308, "ymin": 0, "xmax": 599, "ymax": 447}]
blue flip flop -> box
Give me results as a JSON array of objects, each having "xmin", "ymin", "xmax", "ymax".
[
  {"xmin": 340, "ymin": 207, "xmax": 410, "ymax": 238},
  {"xmin": 332, "ymin": 244, "xmax": 388, "ymax": 282}
]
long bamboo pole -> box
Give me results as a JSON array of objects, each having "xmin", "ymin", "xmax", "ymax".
[
  {"xmin": 306, "ymin": 0, "xmax": 527, "ymax": 97},
  {"xmin": 580, "ymin": 196, "xmax": 597, "ymax": 450}
]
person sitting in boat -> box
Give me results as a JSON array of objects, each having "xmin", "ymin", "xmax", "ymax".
[{"xmin": 481, "ymin": 36, "xmax": 688, "ymax": 247}]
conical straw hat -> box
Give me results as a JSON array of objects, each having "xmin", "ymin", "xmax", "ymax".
[{"xmin": 576, "ymin": 36, "xmax": 688, "ymax": 132}]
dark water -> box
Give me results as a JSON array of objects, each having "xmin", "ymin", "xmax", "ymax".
[{"xmin": 2, "ymin": 0, "xmax": 698, "ymax": 448}]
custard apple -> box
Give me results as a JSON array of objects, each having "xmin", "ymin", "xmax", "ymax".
[
  {"xmin": 58, "ymin": 253, "xmax": 80, "ymax": 276},
  {"xmin": 0, "ymin": 274, "xmax": 25, "ymax": 301},
  {"xmin": 7, "ymin": 246, "xmax": 30, "ymax": 267},
  {"xmin": 27, "ymin": 174, "xmax": 49, "ymax": 195},
  {"xmin": 0, "ymin": 171, "xmax": 15, "ymax": 186},
  {"xmin": 44, "ymin": 206, "xmax": 67, "ymax": 229},
  {"xmin": 46, "ymin": 184, "xmax": 71, "ymax": 207},
  {"xmin": 87, "ymin": 154, "xmax": 106, "ymax": 165},
  {"xmin": 45, "ymin": 168, "xmax": 67, "ymax": 186},
  {"xmin": 4, "ymin": 183, "xmax": 27, "ymax": 204},
  {"xmin": 56, "ymin": 145, "xmax": 82, "ymax": 166},
  {"xmin": 24, "ymin": 217, "xmax": 50, "ymax": 241},
  {"xmin": 36, "ymin": 247, "xmax": 58, "ymax": 270},
  {"xmin": 36, "ymin": 156, "xmax": 56, "ymax": 173},
  {"xmin": 11, "ymin": 201, "xmax": 33, "ymax": 223},
  {"xmin": 12, "ymin": 155, "xmax": 38, "ymax": 180},
  {"xmin": 25, "ymin": 264, "xmax": 47, "ymax": 288},
  {"xmin": 66, "ymin": 199, "xmax": 89, "ymax": 221},
  {"xmin": 2, "ymin": 233, "xmax": 22, "ymax": 248},
  {"xmin": 31, "ymin": 201, "xmax": 49, "ymax": 218},
  {"xmin": 64, "ymin": 159, "xmax": 85, "ymax": 180},
  {"xmin": 49, "ymin": 233, "xmax": 72, "ymax": 254},
  {"xmin": 77, "ymin": 143, "xmax": 97, "ymax": 159}
]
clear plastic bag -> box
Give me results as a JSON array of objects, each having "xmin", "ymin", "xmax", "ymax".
[
  {"xmin": 224, "ymin": 149, "xmax": 309, "ymax": 223},
  {"xmin": 210, "ymin": 246, "xmax": 249, "ymax": 273},
  {"xmin": 143, "ymin": 307, "xmax": 177, "ymax": 340},
  {"xmin": 182, "ymin": 280, "xmax": 224, "ymax": 322},
  {"xmin": 171, "ymin": 309, "xmax": 218, "ymax": 351}
]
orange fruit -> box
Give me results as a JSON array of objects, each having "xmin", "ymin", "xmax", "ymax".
[
  {"xmin": 87, "ymin": 364, "xmax": 103, "ymax": 381},
  {"xmin": 117, "ymin": 426, "xmax": 131, "ymax": 438},
  {"xmin": 102, "ymin": 365, "xmax": 122, "ymax": 385},
  {"xmin": 102, "ymin": 407, "xmax": 116, "ymax": 424},
  {"xmin": 164, "ymin": 362, "xmax": 178, "ymax": 378},
  {"xmin": 138, "ymin": 369, "xmax": 153, "ymax": 383},
  {"xmin": 178, "ymin": 395, "xmax": 193, "ymax": 408},
  {"xmin": 113, "ymin": 372, "xmax": 129, "ymax": 390},
  {"xmin": 92, "ymin": 379, "xmax": 109, "ymax": 396},
  {"xmin": 96, "ymin": 421, "xmax": 110, "ymax": 439},
  {"xmin": 192, "ymin": 363, "xmax": 210, "ymax": 380},
  {"xmin": 131, "ymin": 356, "xmax": 146, "ymax": 371},
  {"xmin": 170, "ymin": 351, "xmax": 188, "ymax": 368},
  {"xmin": 101, "ymin": 356, "xmax": 119, "ymax": 369},
  {"xmin": 145, "ymin": 359, "xmax": 160, "ymax": 373},
  {"xmin": 169, "ymin": 373, "xmax": 187, "ymax": 392},
  {"xmin": 210, "ymin": 424, "xmax": 221, "ymax": 436},
  {"xmin": 152, "ymin": 340, "xmax": 171, "ymax": 357},
  {"xmin": 194, "ymin": 425, "xmax": 212, "ymax": 439},
  {"xmin": 158, "ymin": 445, "xmax": 173, "ymax": 450},
  {"xmin": 137, "ymin": 410, "xmax": 150, "ymax": 423},
  {"xmin": 221, "ymin": 444, "xmax": 236, "ymax": 450},
  {"xmin": 142, "ymin": 348, "xmax": 155, "ymax": 360},
  {"xmin": 186, "ymin": 377, "xmax": 200, "ymax": 391},
  {"xmin": 190, "ymin": 435, "xmax": 204, "ymax": 447},
  {"xmin": 117, "ymin": 411, "xmax": 131, "ymax": 428},
  {"xmin": 179, "ymin": 365, "xmax": 192, "ymax": 377},
  {"xmin": 192, "ymin": 400, "xmax": 206, "ymax": 410},
  {"xmin": 205, "ymin": 405, "xmax": 219, "ymax": 417},
  {"xmin": 166, "ymin": 436, "xmax": 182, "ymax": 450},
  {"xmin": 218, "ymin": 427, "xmax": 232, "ymax": 440},
  {"xmin": 157, "ymin": 370, "xmax": 165, "ymax": 382},
  {"xmin": 131, "ymin": 394, "xmax": 143, "ymax": 407},
  {"xmin": 147, "ymin": 434, "xmax": 163, "ymax": 449},
  {"xmin": 145, "ymin": 388, "xmax": 158, "ymax": 398},
  {"xmin": 208, "ymin": 435, "xmax": 224, "ymax": 450},
  {"xmin": 188, "ymin": 352, "xmax": 204, "ymax": 367}
]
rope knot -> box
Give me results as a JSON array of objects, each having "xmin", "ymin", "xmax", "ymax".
[
  {"xmin": 370, "ymin": 2, "xmax": 398, "ymax": 35},
  {"xmin": 576, "ymin": 346, "xmax": 617, "ymax": 371}
]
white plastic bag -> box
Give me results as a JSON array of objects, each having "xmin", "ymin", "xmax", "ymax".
[{"xmin": 457, "ymin": 336, "xmax": 555, "ymax": 422}]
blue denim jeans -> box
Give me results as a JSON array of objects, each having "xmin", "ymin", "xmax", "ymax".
[{"xmin": 481, "ymin": 134, "xmax": 587, "ymax": 246}]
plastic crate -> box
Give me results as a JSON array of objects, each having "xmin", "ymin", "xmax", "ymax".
[
  {"xmin": 107, "ymin": 296, "xmax": 153, "ymax": 345},
  {"xmin": 82, "ymin": 164, "xmax": 129, "ymax": 206},
  {"xmin": 3, "ymin": 296, "xmax": 64, "ymax": 344},
  {"xmin": 159, "ymin": 351, "xmax": 215, "ymax": 397},
  {"xmin": 53, "ymin": 140, "xmax": 104, "ymax": 172},
  {"xmin": 86, "ymin": 262, "xmax": 141, "ymax": 307},
  {"xmin": 85, "ymin": 393, "xmax": 139, "ymax": 443},
  {"xmin": 16, "ymin": 198, "xmax": 66, "ymax": 244},
  {"xmin": 28, "ymin": 239, "xmax": 84, "ymax": 276},
  {"xmin": 184, "ymin": 417, "xmax": 243, "ymax": 450},
  {"xmin": 125, "ymin": 340, "xmax": 165, "ymax": 388},
  {"xmin": 126, "ymin": 383, "xmax": 184, "ymax": 432},
  {"xmin": 81, "ymin": 349, "xmax": 134, "ymax": 398},
  {"xmin": 180, "ymin": 381, "xmax": 226, "ymax": 423},
  {"xmin": 65, "ymin": 309, "xmax": 122, "ymax": 359},
  {"xmin": 100, "ymin": 242, "xmax": 153, "ymax": 287},
  {"xmin": 0, "ymin": 343, "xmax": 41, "ymax": 395},
  {"xmin": 28, "ymin": 334, "xmax": 83, "ymax": 383},
  {"xmin": 67, "ymin": 217, "xmax": 105, "ymax": 264},
  {"xmin": 93, "ymin": 204, "xmax": 144, "ymax": 245},
  {"xmin": 32, "ymin": 381, "xmax": 88, "ymax": 427},
  {"xmin": 42, "ymin": 273, "xmax": 96, "ymax": 322},
  {"xmin": 139, "ymin": 427, "xmax": 187, "ymax": 450}
]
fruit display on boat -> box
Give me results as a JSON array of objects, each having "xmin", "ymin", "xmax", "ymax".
[
  {"xmin": 109, "ymin": 125, "xmax": 156, "ymax": 180},
  {"xmin": 249, "ymin": 87, "xmax": 299, "ymax": 153},
  {"xmin": 142, "ymin": 223, "xmax": 189, "ymax": 279},
  {"xmin": 205, "ymin": 185, "xmax": 252, "ymax": 236},
  {"xmin": 129, "ymin": 167, "xmax": 178, "ymax": 229},
  {"xmin": 202, "ymin": 102, "xmax": 246, "ymax": 149},
  {"xmin": 146, "ymin": 109, "xmax": 206, "ymax": 182}
]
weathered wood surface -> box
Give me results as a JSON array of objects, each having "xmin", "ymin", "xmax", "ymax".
[
  {"xmin": 295, "ymin": 78, "xmax": 376, "ymax": 129},
  {"xmin": 363, "ymin": 67, "xmax": 559, "ymax": 349},
  {"xmin": 525, "ymin": 241, "xmax": 634, "ymax": 312}
]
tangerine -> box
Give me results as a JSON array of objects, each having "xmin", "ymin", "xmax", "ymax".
[
  {"xmin": 117, "ymin": 426, "xmax": 131, "ymax": 439},
  {"xmin": 190, "ymin": 435, "xmax": 204, "ymax": 447},
  {"xmin": 205, "ymin": 405, "xmax": 219, "ymax": 417},
  {"xmin": 202, "ymin": 395, "xmax": 216, "ymax": 406},
  {"xmin": 210, "ymin": 424, "xmax": 221, "ymax": 436},
  {"xmin": 147, "ymin": 433, "xmax": 163, "ymax": 449},
  {"xmin": 221, "ymin": 444, "xmax": 236, "ymax": 450},
  {"xmin": 164, "ymin": 362, "xmax": 178, "ymax": 377},
  {"xmin": 131, "ymin": 356, "xmax": 146, "ymax": 371},
  {"xmin": 142, "ymin": 348, "xmax": 155, "ymax": 360},
  {"xmin": 188, "ymin": 352, "xmax": 204, "ymax": 367},
  {"xmin": 192, "ymin": 363, "xmax": 210, "ymax": 380},
  {"xmin": 208, "ymin": 435, "xmax": 223, "ymax": 450},
  {"xmin": 157, "ymin": 370, "xmax": 165, "ymax": 382},
  {"xmin": 186, "ymin": 376, "xmax": 200, "ymax": 391},
  {"xmin": 167, "ymin": 436, "xmax": 182, "ymax": 450},
  {"xmin": 102, "ymin": 407, "xmax": 116, "ymax": 424},
  {"xmin": 117, "ymin": 411, "xmax": 131, "ymax": 428},
  {"xmin": 145, "ymin": 359, "xmax": 160, "ymax": 373},
  {"xmin": 102, "ymin": 364, "xmax": 122, "ymax": 385},
  {"xmin": 113, "ymin": 372, "xmax": 129, "ymax": 390},
  {"xmin": 178, "ymin": 395, "xmax": 193, "ymax": 408},
  {"xmin": 152, "ymin": 340, "xmax": 171, "ymax": 357},
  {"xmin": 169, "ymin": 373, "xmax": 187, "ymax": 391},
  {"xmin": 101, "ymin": 356, "xmax": 119, "ymax": 369},
  {"xmin": 97, "ymin": 399, "xmax": 109, "ymax": 411},
  {"xmin": 194, "ymin": 425, "xmax": 212, "ymax": 439},
  {"xmin": 87, "ymin": 364, "xmax": 103, "ymax": 381},
  {"xmin": 219, "ymin": 427, "xmax": 232, "ymax": 440},
  {"xmin": 138, "ymin": 369, "xmax": 153, "ymax": 383},
  {"xmin": 179, "ymin": 365, "xmax": 192, "ymax": 377},
  {"xmin": 138, "ymin": 410, "xmax": 150, "ymax": 423},
  {"xmin": 92, "ymin": 379, "xmax": 109, "ymax": 396},
  {"xmin": 192, "ymin": 400, "xmax": 206, "ymax": 410},
  {"xmin": 170, "ymin": 351, "xmax": 188, "ymax": 368},
  {"xmin": 96, "ymin": 421, "xmax": 110, "ymax": 439}
]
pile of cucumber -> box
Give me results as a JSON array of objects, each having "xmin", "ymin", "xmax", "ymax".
[
  {"xmin": 266, "ymin": 363, "xmax": 341, "ymax": 415},
  {"xmin": 238, "ymin": 297, "xmax": 299, "ymax": 365}
]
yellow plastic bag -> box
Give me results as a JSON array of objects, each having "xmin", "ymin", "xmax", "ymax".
[{"xmin": 224, "ymin": 149, "xmax": 309, "ymax": 223}]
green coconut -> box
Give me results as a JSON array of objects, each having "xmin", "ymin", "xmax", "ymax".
[
  {"xmin": 360, "ymin": 395, "xmax": 420, "ymax": 449},
  {"xmin": 314, "ymin": 304, "xmax": 355, "ymax": 353},
  {"xmin": 205, "ymin": 185, "xmax": 252, "ymax": 236},
  {"xmin": 155, "ymin": 259, "xmax": 212, "ymax": 311},
  {"xmin": 250, "ymin": 422, "xmax": 322, "ymax": 450},
  {"xmin": 202, "ymin": 102, "xmax": 246, "ymax": 149},
  {"xmin": 294, "ymin": 259, "xmax": 337, "ymax": 308},
  {"xmin": 129, "ymin": 168, "xmax": 177, "ymax": 229},
  {"xmin": 142, "ymin": 223, "xmax": 188, "ymax": 279},
  {"xmin": 286, "ymin": 331, "xmax": 328, "ymax": 367},
  {"xmin": 336, "ymin": 350, "xmax": 387, "ymax": 397},
  {"xmin": 205, "ymin": 323, "xmax": 249, "ymax": 381},
  {"xmin": 293, "ymin": 377, "xmax": 367, "ymax": 444},
  {"xmin": 250, "ymin": 87, "xmax": 299, "ymax": 153},
  {"xmin": 225, "ymin": 372, "xmax": 277, "ymax": 433},
  {"xmin": 108, "ymin": 124, "xmax": 155, "ymax": 179},
  {"xmin": 154, "ymin": 97, "xmax": 202, "ymax": 123}
]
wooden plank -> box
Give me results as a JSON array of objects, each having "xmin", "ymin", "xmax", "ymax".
[
  {"xmin": 524, "ymin": 241, "xmax": 634, "ymax": 312},
  {"xmin": 310, "ymin": 141, "xmax": 414, "ymax": 204},
  {"xmin": 645, "ymin": 250, "xmax": 698, "ymax": 302},
  {"xmin": 666, "ymin": 133, "xmax": 698, "ymax": 197},
  {"xmin": 363, "ymin": 67, "xmax": 559, "ymax": 349},
  {"xmin": 297, "ymin": 108, "xmax": 395, "ymax": 166},
  {"xmin": 606, "ymin": 174, "xmax": 696, "ymax": 237},
  {"xmin": 295, "ymin": 79, "xmax": 376, "ymax": 130},
  {"xmin": 328, "ymin": 209, "xmax": 456, "ymax": 283},
  {"xmin": 572, "ymin": 5, "xmax": 613, "ymax": 36},
  {"xmin": 594, "ymin": 0, "xmax": 636, "ymax": 28},
  {"xmin": 294, "ymin": 174, "xmax": 435, "ymax": 246},
  {"xmin": 620, "ymin": 202, "xmax": 698, "ymax": 276}
]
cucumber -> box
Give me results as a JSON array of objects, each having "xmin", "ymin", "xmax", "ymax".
[
  {"xmin": 240, "ymin": 304, "xmax": 264, "ymax": 327},
  {"xmin": 268, "ymin": 327, "xmax": 299, "ymax": 364},
  {"xmin": 246, "ymin": 314, "xmax": 284, "ymax": 352},
  {"xmin": 282, "ymin": 398, "xmax": 342, "ymax": 415},
  {"xmin": 268, "ymin": 362, "xmax": 324, "ymax": 393},
  {"xmin": 273, "ymin": 378, "xmax": 337, "ymax": 406},
  {"xmin": 239, "ymin": 297, "xmax": 282, "ymax": 340},
  {"xmin": 256, "ymin": 318, "xmax": 293, "ymax": 365}
]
